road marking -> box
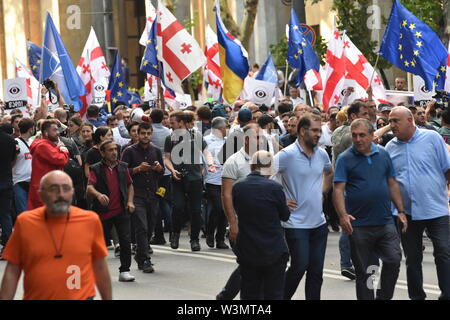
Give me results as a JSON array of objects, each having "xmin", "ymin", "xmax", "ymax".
[{"xmin": 153, "ymin": 247, "xmax": 440, "ymax": 296}]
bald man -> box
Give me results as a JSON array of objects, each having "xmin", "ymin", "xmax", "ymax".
[
  {"xmin": 386, "ymin": 107, "xmax": 450, "ymax": 300},
  {"xmin": 0, "ymin": 170, "xmax": 112, "ymax": 300}
]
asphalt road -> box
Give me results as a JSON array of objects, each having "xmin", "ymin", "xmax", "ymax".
[{"xmin": 0, "ymin": 230, "xmax": 442, "ymax": 300}]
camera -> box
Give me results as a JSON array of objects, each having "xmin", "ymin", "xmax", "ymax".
[
  {"xmin": 432, "ymin": 90, "xmax": 450, "ymax": 110},
  {"xmin": 43, "ymin": 79, "xmax": 55, "ymax": 90}
]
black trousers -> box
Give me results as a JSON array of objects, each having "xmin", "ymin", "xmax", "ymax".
[
  {"xmin": 240, "ymin": 258, "xmax": 287, "ymax": 300},
  {"xmin": 133, "ymin": 197, "xmax": 159, "ymax": 263},
  {"xmin": 205, "ymin": 183, "xmax": 227, "ymax": 242},
  {"xmin": 102, "ymin": 212, "xmax": 132, "ymax": 272},
  {"xmin": 349, "ymin": 224, "xmax": 402, "ymax": 300},
  {"xmin": 172, "ymin": 179, "xmax": 203, "ymax": 240}
]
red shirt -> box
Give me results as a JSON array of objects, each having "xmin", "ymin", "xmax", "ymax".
[{"xmin": 88, "ymin": 161, "xmax": 132, "ymax": 220}]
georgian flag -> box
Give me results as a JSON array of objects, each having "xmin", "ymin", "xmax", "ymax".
[
  {"xmin": 204, "ymin": 25, "xmax": 222, "ymax": 101},
  {"xmin": 139, "ymin": 2, "xmax": 158, "ymax": 47},
  {"xmin": 15, "ymin": 59, "xmax": 40, "ymax": 108},
  {"xmin": 76, "ymin": 27, "xmax": 110, "ymax": 117},
  {"xmin": 156, "ymin": 0, "xmax": 206, "ymax": 94}
]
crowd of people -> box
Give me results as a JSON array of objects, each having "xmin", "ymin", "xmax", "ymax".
[{"xmin": 0, "ymin": 81, "xmax": 449, "ymax": 301}]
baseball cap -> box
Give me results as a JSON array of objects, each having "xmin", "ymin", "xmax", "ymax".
[
  {"xmin": 380, "ymin": 106, "xmax": 392, "ymax": 113},
  {"xmin": 211, "ymin": 104, "xmax": 227, "ymax": 119},
  {"xmin": 237, "ymin": 108, "xmax": 252, "ymax": 123}
]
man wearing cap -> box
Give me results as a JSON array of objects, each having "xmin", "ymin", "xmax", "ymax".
[{"xmin": 218, "ymin": 108, "xmax": 253, "ymax": 165}]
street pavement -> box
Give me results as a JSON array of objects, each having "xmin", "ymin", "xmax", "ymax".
[{"xmin": 0, "ymin": 229, "xmax": 442, "ymax": 300}]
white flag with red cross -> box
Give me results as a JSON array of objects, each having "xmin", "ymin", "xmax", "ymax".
[
  {"xmin": 139, "ymin": 2, "xmax": 158, "ymax": 47},
  {"xmin": 322, "ymin": 28, "xmax": 347, "ymax": 111},
  {"xmin": 15, "ymin": 59, "xmax": 40, "ymax": 108},
  {"xmin": 204, "ymin": 25, "xmax": 222, "ymax": 101},
  {"xmin": 76, "ymin": 27, "xmax": 110, "ymax": 117},
  {"xmin": 156, "ymin": 0, "xmax": 206, "ymax": 94},
  {"xmin": 341, "ymin": 33, "xmax": 387, "ymax": 105},
  {"xmin": 144, "ymin": 74, "xmax": 158, "ymax": 102}
]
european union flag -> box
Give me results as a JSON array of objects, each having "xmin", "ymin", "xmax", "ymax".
[
  {"xmin": 140, "ymin": 16, "xmax": 159, "ymax": 77},
  {"xmin": 380, "ymin": 0, "xmax": 448, "ymax": 91},
  {"xmin": 27, "ymin": 41, "xmax": 41, "ymax": 80},
  {"xmin": 107, "ymin": 51, "xmax": 130, "ymax": 107},
  {"xmin": 256, "ymin": 54, "xmax": 278, "ymax": 84},
  {"xmin": 287, "ymin": 9, "xmax": 320, "ymax": 88}
]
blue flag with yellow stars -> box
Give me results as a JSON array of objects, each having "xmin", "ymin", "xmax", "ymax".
[
  {"xmin": 27, "ymin": 41, "xmax": 42, "ymax": 80},
  {"xmin": 140, "ymin": 15, "xmax": 159, "ymax": 77},
  {"xmin": 287, "ymin": 8, "xmax": 320, "ymax": 88},
  {"xmin": 107, "ymin": 51, "xmax": 130, "ymax": 108},
  {"xmin": 380, "ymin": 0, "xmax": 448, "ymax": 91}
]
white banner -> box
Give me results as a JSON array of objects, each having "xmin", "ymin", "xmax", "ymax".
[
  {"xmin": 413, "ymin": 75, "xmax": 435, "ymax": 103},
  {"xmin": 4, "ymin": 78, "xmax": 28, "ymax": 111},
  {"xmin": 241, "ymin": 77, "xmax": 276, "ymax": 106}
]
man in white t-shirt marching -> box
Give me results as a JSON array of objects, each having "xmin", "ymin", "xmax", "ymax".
[{"xmin": 12, "ymin": 118, "xmax": 34, "ymax": 215}]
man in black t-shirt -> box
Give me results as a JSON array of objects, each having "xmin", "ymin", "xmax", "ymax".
[
  {"xmin": 164, "ymin": 111, "xmax": 216, "ymax": 252},
  {"xmin": 0, "ymin": 123, "xmax": 18, "ymax": 255}
]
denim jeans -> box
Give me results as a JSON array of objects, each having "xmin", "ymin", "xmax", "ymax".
[
  {"xmin": 102, "ymin": 212, "xmax": 132, "ymax": 272},
  {"xmin": 133, "ymin": 197, "xmax": 159, "ymax": 263},
  {"xmin": 284, "ymin": 223, "xmax": 328, "ymax": 300},
  {"xmin": 240, "ymin": 258, "xmax": 287, "ymax": 300},
  {"xmin": 349, "ymin": 224, "xmax": 402, "ymax": 300},
  {"xmin": 0, "ymin": 182, "xmax": 13, "ymax": 246},
  {"xmin": 13, "ymin": 183, "xmax": 28, "ymax": 216},
  {"xmin": 398, "ymin": 215, "xmax": 450, "ymax": 300},
  {"xmin": 205, "ymin": 183, "xmax": 227, "ymax": 242},
  {"xmin": 172, "ymin": 179, "xmax": 203, "ymax": 241},
  {"xmin": 339, "ymin": 232, "xmax": 353, "ymax": 268}
]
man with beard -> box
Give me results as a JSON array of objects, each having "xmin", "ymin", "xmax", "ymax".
[
  {"xmin": 274, "ymin": 114, "xmax": 334, "ymax": 300},
  {"xmin": 28, "ymin": 120, "xmax": 69, "ymax": 210},
  {"xmin": 0, "ymin": 170, "xmax": 112, "ymax": 300}
]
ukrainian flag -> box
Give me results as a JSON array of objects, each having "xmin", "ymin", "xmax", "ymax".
[{"xmin": 215, "ymin": 3, "xmax": 249, "ymax": 104}]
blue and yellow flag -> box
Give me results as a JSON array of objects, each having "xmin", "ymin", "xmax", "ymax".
[
  {"xmin": 287, "ymin": 9, "xmax": 321, "ymax": 88},
  {"xmin": 107, "ymin": 51, "xmax": 130, "ymax": 111},
  {"xmin": 215, "ymin": 2, "xmax": 249, "ymax": 104},
  {"xmin": 380, "ymin": 0, "xmax": 448, "ymax": 91},
  {"xmin": 27, "ymin": 41, "xmax": 42, "ymax": 80}
]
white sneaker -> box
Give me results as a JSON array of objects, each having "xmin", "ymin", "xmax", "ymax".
[{"xmin": 119, "ymin": 272, "xmax": 136, "ymax": 282}]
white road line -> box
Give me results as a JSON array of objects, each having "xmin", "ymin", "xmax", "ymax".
[{"xmin": 153, "ymin": 248, "xmax": 440, "ymax": 296}]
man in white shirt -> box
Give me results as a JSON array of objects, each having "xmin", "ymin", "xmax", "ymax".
[
  {"xmin": 204, "ymin": 117, "xmax": 229, "ymax": 249},
  {"xmin": 289, "ymin": 87, "xmax": 304, "ymax": 106},
  {"xmin": 12, "ymin": 118, "xmax": 35, "ymax": 215}
]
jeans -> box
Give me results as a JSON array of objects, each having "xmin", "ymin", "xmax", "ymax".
[
  {"xmin": 133, "ymin": 197, "xmax": 159, "ymax": 263},
  {"xmin": 154, "ymin": 175, "xmax": 173, "ymax": 240},
  {"xmin": 205, "ymin": 183, "xmax": 227, "ymax": 242},
  {"xmin": 284, "ymin": 223, "xmax": 328, "ymax": 300},
  {"xmin": 172, "ymin": 179, "xmax": 203, "ymax": 241},
  {"xmin": 0, "ymin": 182, "xmax": 13, "ymax": 246},
  {"xmin": 240, "ymin": 259, "xmax": 287, "ymax": 300},
  {"xmin": 399, "ymin": 215, "xmax": 450, "ymax": 300},
  {"xmin": 339, "ymin": 232, "xmax": 353, "ymax": 268},
  {"xmin": 102, "ymin": 212, "xmax": 132, "ymax": 272},
  {"xmin": 349, "ymin": 224, "xmax": 402, "ymax": 300},
  {"xmin": 13, "ymin": 183, "xmax": 28, "ymax": 216}
]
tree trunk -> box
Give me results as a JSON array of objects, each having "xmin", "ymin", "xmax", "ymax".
[
  {"xmin": 219, "ymin": 0, "xmax": 241, "ymax": 38},
  {"xmin": 239, "ymin": 0, "xmax": 259, "ymax": 51},
  {"xmin": 440, "ymin": 0, "xmax": 450, "ymax": 47}
]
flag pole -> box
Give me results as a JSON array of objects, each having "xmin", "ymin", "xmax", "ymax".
[
  {"xmin": 283, "ymin": 60, "xmax": 289, "ymax": 96},
  {"xmin": 369, "ymin": 53, "xmax": 381, "ymax": 88},
  {"xmin": 157, "ymin": 62, "xmax": 165, "ymax": 110},
  {"xmin": 308, "ymin": 90, "xmax": 314, "ymax": 107}
]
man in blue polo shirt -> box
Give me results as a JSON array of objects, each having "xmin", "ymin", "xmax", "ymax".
[
  {"xmin": 274, "ymin": 113, "xmax": 334, "ymax": 300},
  {"xmin": 333, "ymin": 119, "xmax": 407, "ymax": 300},
  {"xmin": 386, "ymin": 106, "xmax": 450, "ymax": 301}
]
